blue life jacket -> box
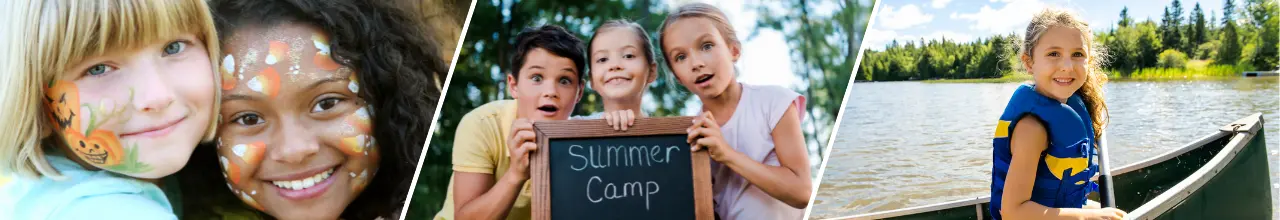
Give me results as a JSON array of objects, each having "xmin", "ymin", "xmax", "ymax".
[{"xmin": 989, "ymin": 84, "xmax": 1098, "ymax": 219}]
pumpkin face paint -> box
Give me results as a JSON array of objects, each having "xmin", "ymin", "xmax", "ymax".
[
  {"xmin": 43, "ymin": 33, "xmax": 216, "ymax": 179},
  {"xmin": 218, "ymin": 23, "xmax": 378, "ymax": 220},
  {"xmin": 44, "ymin": 80, "xmax": 81, "ymax": 131}
]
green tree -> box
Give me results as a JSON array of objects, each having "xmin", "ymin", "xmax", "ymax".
[
  {"xmin": 1218, "ymin": 20, "xmax": 1244, "ymax": 64},
  {"xmin": 1245, "ymin": 0, "xmax": 1278, "ymax": 69},
  {"xmin": 1191, "ymin": 3, "xmax": 1208, "ymax": 56},
  {"xmin": 1119, "ymin": 7, "xmax": 1133, "ymax": 28}
]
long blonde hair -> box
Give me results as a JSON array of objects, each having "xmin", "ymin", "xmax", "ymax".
[
  {"xmin": 1019, "ymin": 8, "xmax": 1109, "ymax": 141},
  {"xmin": 0, "ymin": 0, "xmax": 220, "ymax": 179}
]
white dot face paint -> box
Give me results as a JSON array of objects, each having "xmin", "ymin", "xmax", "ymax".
[
  {"xmin": 232, "ymin": 144, "xmax": 248, "ymax": 157},
  {"xmin": 223, "ymin": 55, "xmax": 236, "ymax": 73}
]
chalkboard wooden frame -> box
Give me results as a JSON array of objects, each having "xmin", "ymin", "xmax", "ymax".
[{"xmin": 531, "ymin": 116, "xmax": 713, "ymax": 220}]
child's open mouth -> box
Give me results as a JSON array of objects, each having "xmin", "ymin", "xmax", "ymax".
[
  {"xmin": 270, "ymin": 166, "xmax": 338, "ymax": 200},
  {"xmin": 537, "ymin": 104, "xmax": 560, "ymax": 117},
  {"xmin": 694, "ymin": 74, "xmax": 715, "ymax": 86},
  {"xmin": 1053, "ymin": 77, "xmax": 1074, "ymax": 86},
  {"xmin": 604, "ymin": 76, "xmax": 632, "ymax": 86}
]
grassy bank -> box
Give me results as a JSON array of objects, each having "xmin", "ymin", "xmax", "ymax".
[
  {"xmin": 1112, "ymin": 62, "xmax": 1246, "ymax": 80},
  {"xmin": 888, "ymin": 62, "xmax": 1253, "ymax": 83}
]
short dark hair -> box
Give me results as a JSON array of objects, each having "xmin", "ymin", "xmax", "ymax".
[{"xmin": 510, "ymin": 25, "xmax": 586, "ymax": 81}]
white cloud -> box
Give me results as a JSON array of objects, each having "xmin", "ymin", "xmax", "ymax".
[
  {"xmin": 875, "ymin": 4, "xmax": 934, "ymax": 30},
  {"xmin": 931, "ymin": 0, "xmax": 953, "ymax": 8},
  {"xmin": 863, "ymin": 28, "xmax": 901, "ymax": 49},
  {"xmin": 953, "ymin": 0, "xmax": 1046, "ymax": 34}
]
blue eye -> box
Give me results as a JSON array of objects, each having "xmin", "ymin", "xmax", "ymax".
[
  {"xmin": 85, "ymin": 64, "xmax": 115, "ymax": 76},
  {"xmin": 701, "ymin": 43, "xmax": 713, "ymax": 51},
  {"xmin": 163, "ymin": 41, "xmax": 187, "ymax": 56},
  {"xmin": 531, "ymin": 74, "xmax": 543, "ymax": 82}
]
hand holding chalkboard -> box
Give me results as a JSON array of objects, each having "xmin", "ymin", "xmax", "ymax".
[
  {"xmin": 601, "ymin": 109, "xmax": 637, "ymax": 131},
  {"xmin": 687, "ymin": 112, "xmax": 732, "ymax": 161},
  {"xmin": 506, "ymin": 118, "xmax": 538, "ymax": 180},
  {"xmin": 530, "ymin": 117, "xmax": 713, "ymax": 220}
]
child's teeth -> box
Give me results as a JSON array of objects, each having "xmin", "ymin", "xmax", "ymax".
[{"xmin": 272, "ymin": 168, "xmax": 333, "ymax": 190}]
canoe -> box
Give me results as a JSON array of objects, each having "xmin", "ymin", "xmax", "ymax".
[{"xmin": 832, "ymin": 113, "xmax": 1272, "ymax": 220}]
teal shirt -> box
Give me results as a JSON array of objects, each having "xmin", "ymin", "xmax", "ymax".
[{"xmin": 1, "ymin": 153, "xmax": 177, "ymax": 219}]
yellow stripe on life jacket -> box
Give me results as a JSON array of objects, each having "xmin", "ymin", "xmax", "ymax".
[
  {"xmin": 994, "ymin": 120, "xmax": 1011, "ymax": 138},
  {"xmin": 1044, "ymin": 155, "xmax": 1089, "ymax": 180}
]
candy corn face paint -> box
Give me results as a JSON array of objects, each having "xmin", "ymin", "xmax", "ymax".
[{"xmin": 217, "ymin": 22, "xmax": 377, "ymax": 219}]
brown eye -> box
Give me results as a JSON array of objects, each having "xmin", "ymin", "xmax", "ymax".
[
  {"xmin": 1047, "ymin": 51, "xmax": 1061, "ymax": 57},
  {"xmin": 233, "ymin": 113, "xmax": 264, "ymax": 126},
  {"xmin": 312, "ymin": 98, "xmax": 341, "ymax": 113},
  {"xmin": 1072, "ymin": 52, "xmax": 1085, "ymax": 57}
]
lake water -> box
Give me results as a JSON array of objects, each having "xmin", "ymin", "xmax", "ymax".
[{"xmin": 810, "ymin": 78, "xmax": 1279, "ymax": 219}]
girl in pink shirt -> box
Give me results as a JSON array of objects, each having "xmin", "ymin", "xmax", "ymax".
[{"xmin": 658, "ymin": 3, "xmax": 812, "ymax": 219}]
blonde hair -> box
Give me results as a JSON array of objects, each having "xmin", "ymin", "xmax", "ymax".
[
  {"xmin": 1020, "ymin": 8, "xmax": 1109, "ymax": 141},
  {"xmin": 0, "ymin": 0, "xmax": 221, "ymax": 179},
  {"xmin": 658, "ymin": 2, "xmax": 741, "ymax": 68}
]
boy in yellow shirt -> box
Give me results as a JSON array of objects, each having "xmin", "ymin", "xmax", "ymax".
[{"xmin": 434, "ymin": 25, "xmax": 586, "ymax": 220}]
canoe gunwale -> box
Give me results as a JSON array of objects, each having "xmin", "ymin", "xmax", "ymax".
[
  {"xmin": 1108, "ymin": 131, "xmax": 1230, "ymax": 177},
  {"xmin": 1126, "ymin": 113, "xmax": 1264, "ymax": 219},
  {"xmin": 828, "ymin": 113, "xmax": 1265, "ymax": 220}
]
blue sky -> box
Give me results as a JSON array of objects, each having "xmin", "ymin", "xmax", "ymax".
[{"xmin": 865, "ymin": 0, "xmax": 1229, "ymax": 50}]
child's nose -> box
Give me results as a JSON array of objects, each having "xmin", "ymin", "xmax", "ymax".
[
  {"xmin": 1058, "ymin": 58, "xmax": 1075, "ymax": 72},
  {"xmin": 270, "ymin": 118, "xmax": 320, "ymax": 164},
  {"xmin": 540, "ymin": 85, "xmax": 560, "ymax": 99},
  {"xmin": 131, "ymin": 65, "xmax": 176, "ymax": 113},
  {"xmin": 688, "ymin": 55, "xmax": 705, "ymax": 72}
]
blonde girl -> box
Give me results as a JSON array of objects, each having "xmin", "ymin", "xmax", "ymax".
[
  {"xmin": 0, "ymin": 0, "xmax": 220, "ymax": 218},
  {"xmin": 659, "ymin": 3, "xmax": 812, "ymax": 219},
  {"xmin": 989, "ymin": 8, "xmax": 1125, "ymax": 220},
  {"xmin": 584, "ymin": 20, "xmax": 659, "ymax": 130}
]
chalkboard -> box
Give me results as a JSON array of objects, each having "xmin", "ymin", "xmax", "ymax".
[{"xmin": 531, "ymin": 116, "xmax": 713, "ymax": 220}]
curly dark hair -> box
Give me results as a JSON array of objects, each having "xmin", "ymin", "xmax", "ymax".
[
  {"xmin": 178, "ymin": 0, "xmax": 446, "ymax": 219},
  {"xmin": 510, "ymin": 25, "xmax": 587, "ymax": 80}
]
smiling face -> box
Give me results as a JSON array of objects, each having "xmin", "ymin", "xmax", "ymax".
[
  {"xmin": 1022, "ymin": 26, "xmax": 1089, "ymax": 102},
  {"xmin": 44, "ymin": 33, "xmax": 215, "ymax": 178},
  {"xmin": 589, "ymin": 28, "xmax": 656, "ymax": 103},
  {"xmin": 661, "ymin": 17, "xmax": 740, "ymax": 100},
  {"xmin": 506, "ymin": 48, "xmax": 582, "ymax": 121},
  {"xmin": 218, "ymin": 22, "xmax": 378, "ymax": 219}
]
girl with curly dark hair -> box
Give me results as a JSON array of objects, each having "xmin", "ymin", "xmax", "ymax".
[{"xmin": 177, "ymin": 0, "xmax": 450, "ymax": 219}]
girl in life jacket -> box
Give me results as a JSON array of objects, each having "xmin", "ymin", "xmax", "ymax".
[{"xmin": 989, "ymin": 8, "xmax": 1126, "ymax": 220}]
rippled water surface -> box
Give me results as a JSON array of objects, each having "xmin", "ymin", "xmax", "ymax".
[{"xmin": 811, "ymin": 78, "xmax": 1279, "ymax": 219}]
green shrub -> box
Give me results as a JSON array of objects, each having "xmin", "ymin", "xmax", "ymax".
[{"xmin": 1156, "ymin": 49, "xmax": 1189, "ymax": 68}]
